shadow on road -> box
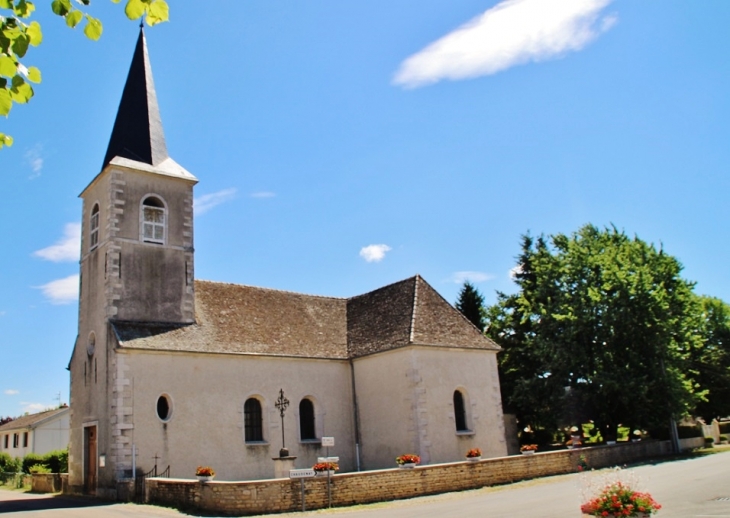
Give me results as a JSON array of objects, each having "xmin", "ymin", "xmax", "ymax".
[{"xmin": 0, "ymin": 494, "xmax": 114, "ymax": 514}]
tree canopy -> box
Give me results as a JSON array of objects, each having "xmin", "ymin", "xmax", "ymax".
[
  {"xmin": 455, "ymin": 281, "xmax": 486, "ymax": 332},
  {"xmin": 486, "ymin": 224, "xmax": 704, "ymax": 440},
  {"xmin": 0, "ymin": 0, "xmax": 169, "ymax": 148}
]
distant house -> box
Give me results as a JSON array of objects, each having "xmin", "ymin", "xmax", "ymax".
[{"xmin": 0, "ymin": 406, "xmax": 70, "ymax": 458}]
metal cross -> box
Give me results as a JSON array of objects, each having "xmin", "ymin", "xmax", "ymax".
[
  {"xmin": 152, "ymin": 453, "xmax": 160, "ymax": 476},
  {"xmin": 275, "ymin": 389, "xmax": 290, "ymax": 457}
]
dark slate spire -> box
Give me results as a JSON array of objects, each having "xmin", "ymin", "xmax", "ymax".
[{"xmin": 102, "ymin": 27, "xmax": 168, "ymax": 170}]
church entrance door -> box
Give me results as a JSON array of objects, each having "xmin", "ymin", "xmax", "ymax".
[{"xmin": 84, "ymin": 425, "xmax": 97, "ymax": 494}]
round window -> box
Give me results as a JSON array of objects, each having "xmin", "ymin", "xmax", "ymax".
[{"xmin": 156, "ymin": 394, "xmax": 172, "ymax": 421}]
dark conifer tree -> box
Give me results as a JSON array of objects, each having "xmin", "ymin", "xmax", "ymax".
[{"xmin": 456, "ymin": 281, "xmax": 486, "ymax": 332}]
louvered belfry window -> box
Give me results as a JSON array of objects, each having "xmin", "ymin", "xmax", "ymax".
[{"xmin": 141, "ymin": 196, "xmax": 165, "ymax": 244}]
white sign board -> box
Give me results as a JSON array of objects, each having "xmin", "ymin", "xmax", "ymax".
[
  {"xmin": 289, "ymin": 469, "xmax": 316, "ymax": 479},
  {"xmin": 321, "ymin": 436, "xmax": 335, "ymax": 447},
  {"xmin": 318, "ymin": 456, "xmax": 340, "ymax": 463}
]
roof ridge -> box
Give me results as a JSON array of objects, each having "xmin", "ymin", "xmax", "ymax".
[
  {"xmin": 347, "ymin": 274, "xmax": 420, "ymax": 301},
  {"xmin": 195, "ymin": 279, "xmax": 347, "ymax": 301}
]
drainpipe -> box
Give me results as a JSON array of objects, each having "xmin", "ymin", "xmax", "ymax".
[{"xmin": 349, "ymin": 360, "xmax": 361, "ymax": 471}]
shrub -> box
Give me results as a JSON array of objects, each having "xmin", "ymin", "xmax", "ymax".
[
  {"xmin": 720, "ymin": 435, "xmax": 728, "ymax": 442},
  {"xmin": 21, "ymin": 449, "xmax": 68, "ymax": 474},
  {"xmin": 29, "ymin": 464, "xmax": 51, "ymax": 474},
  {"xmin": 22, "ymin": 453, "xmax": 44, "ymax": 474},
  {"xmin": 704, "ymin": 436, "xmax": 714, "ymax": 446},
  {"xmin": 0, "ymin": 452, "xmax": 21, "ymax": 473}
]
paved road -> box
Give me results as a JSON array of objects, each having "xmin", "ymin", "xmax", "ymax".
[{"xmin": 1, "ymin": 452, "xmax": 728, "ymax": 517}]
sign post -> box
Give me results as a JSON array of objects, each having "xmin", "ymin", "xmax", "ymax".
[
  {"xmin": 320, "ymin": 437, "xmax": 336, "ymax": 508},
  {"xmin": 289, "ymin": 469, "xmax": 315, "ymax": 511}
]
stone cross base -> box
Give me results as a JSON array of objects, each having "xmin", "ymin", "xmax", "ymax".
[{"xmin": 272, "ymin": 456, "xmax": 297, "ymax": 479}]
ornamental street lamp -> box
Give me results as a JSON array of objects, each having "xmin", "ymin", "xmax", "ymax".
[{"xmin": 275, "ymin": 388, "xmax": 290, "ymax": 457}]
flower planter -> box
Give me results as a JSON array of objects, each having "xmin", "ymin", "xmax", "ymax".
[
  {"xmin": 521, "ymin": 450, "xmax": 535, "ymax": 455},
  {"xmin": 466, "ymin": 456, "xmax": 481, "ymax": 462},
  {"xmin": 398, "ymin": 463, "xmax": 417, "ymax": 469},
  {"xmin": 315, "ymin": 470, "xmax": 335, "ymax": 477},
  {"xmin": 197, "ymin": 475, "xmax": 214, "ymax": 482}
]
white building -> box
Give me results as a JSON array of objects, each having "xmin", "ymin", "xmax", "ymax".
[
  {"xmin": 0, "ymin": 406, "xmax": 70, "ymax": 459},
  {"xmin": 67, "ymin": 29, "xmax": 508, "ymax": 498}
]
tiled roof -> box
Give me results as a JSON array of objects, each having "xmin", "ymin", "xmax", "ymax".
[
  {"xmin": 112, "ymin": 276, "xmax": 499, "ymax": 359},
  {"xmin": 0, "ymin": 407, "xmax": 69, "ymax": 432}
]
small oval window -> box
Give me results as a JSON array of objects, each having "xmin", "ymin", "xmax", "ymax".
[{"xmin": 156, "ymin": 394, "xmax": 172, "ymax": 421}]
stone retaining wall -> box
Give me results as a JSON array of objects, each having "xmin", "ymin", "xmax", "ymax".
[
  {"xmin": 31, "ymin": 473, "xmax": 62, "ymax": 493},
  {"xmin": 147, "ymin": 441, "xmax": 673, "ymax": 516}
]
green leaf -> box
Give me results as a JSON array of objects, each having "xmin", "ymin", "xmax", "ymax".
[
  {"xmin": 124, "ymin": 0, "xmax": 145, "ymax": 20},
  {"xmin": 26, "ymin": 66, "xmax": 40, "ymax": 83},
  {"xmin": 0, "ymin": 88, "xmax": 12, "ymax": 116},
  {"xmin": 0, "ymin": 132, "xmax": 13, "ymax": 148},
  {"xmin": 146, "ymin": 0, "xmax": 169, "ymax": 26},
  {"xmin": 27, "ymin": 21, "xmax": 42, "ymax": 46},
  {"xmin": 15, "ymin": 0, "xmax": 36, "ymax": 18},
  {"xmin": 66, "ymin": 10, "xmax": 83, "ymax": 28},
  {"xmin": 0, "ymin": 0, "xmax": 12, "ymax": 9},
  {"xmin": 51, "ymin": 0, "xmax": 72, "ymax": 16},
  {"xmin": 0, "ymin": 56, "xmax": 16, "ymax": 78},
  {"xmin": 11, "ymin": 33, "xmax": 29, "ymax": 58},
  {"xmin": 10, "ymin": 79, "xmax": 33, "ymax": 103},
  {"xmin": 10, "ymin": 74, "xmax": 23, "ymax": 88},
  {"xmin": 0, "ymin": 78, "xmax": 6, "ymax": 88},
  {"xmin": 83, "ymin": 15, "xmax": 102, "ymax": 41}
]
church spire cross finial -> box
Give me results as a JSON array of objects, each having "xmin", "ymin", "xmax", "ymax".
[{"xmin": 101, "ymin": 27, "xmax": 168, "ymax": 170}]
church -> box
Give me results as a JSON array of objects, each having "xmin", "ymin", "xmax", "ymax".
[{"xmin": 67, "ymin": 29, "xmax": 508, "ymax": 498}]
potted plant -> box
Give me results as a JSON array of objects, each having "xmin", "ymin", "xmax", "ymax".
[
  {"xmin": 581, "ymin": 481, "xmax": 661, "ymax": 517},
  {"xmin": 395, "ymin": 454, "xmax": 420, "ymax": 468},
  {"xmin": 195, "ymin": 466, "xmax": 215, "ymax": 482},
  {"xmin": 465, "ymin": 448, "xmax": 482, "ymax": 461},
  {"xmin": 312, "ymin": 461, "xmax": 339, "ymax": 476},
  {"xmin": 520, "ymin": 444, "xmax": 538, "ymax": 455},
  {"xmin": 719, "ymin": 434, "xmax": 728, "ymax": 444},
  {"xmin": 704, "ymin": 436, "xmax": 715, "ymax": 448}
]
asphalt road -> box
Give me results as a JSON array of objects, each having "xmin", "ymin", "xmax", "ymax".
[{"xmin": 1, "ymin": 451, "xmax": 728, "ymax": 517}]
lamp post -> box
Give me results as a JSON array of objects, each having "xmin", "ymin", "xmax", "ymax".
[{"xmin": 275, "ymin": 388, "xmax": 290, "ymax": 457}]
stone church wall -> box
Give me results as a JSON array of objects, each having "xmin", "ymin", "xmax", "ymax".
[{"xmin": 146, "ymin": 441, "xmax": 673, "ymax": 515}]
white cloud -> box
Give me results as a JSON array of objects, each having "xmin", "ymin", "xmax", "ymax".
[
  {"xmin": 33, "ymin": 223, "xmax": 81, "ymax": 262},
  {"xmin": 393, "ymin": 0, "xmax": 616, "ymax": 88},
  {"xmin": 194, "ymin": 188, "xmax": 237, "ymax": 215},
  {"xmin": 359, "ymin": 244, "xmax": 392, "ymax": 263},
  {"xmin": 36, "ymin": 274, "xmax": 79, "ymax": 305},
  {"xmin": 509, "ymin": 265, "xmax": 524, "ymax": 279},
  {"xmin": 4, "ymin": 390, "xmax": 19, "ymax": 396},
  {"xmin": 450, "ymin": 271, "xmax": 494, "ymax": 284},
  {"xmin": 25, "ymin": 144, "xmax": 43, "ymax": 179},
  {"xmin": 21, "ymin": 402, "xmax": 49, "ymax": 414},
  {"xmin": 250, "ymin": 191, "xmax": 276, "ymax": 199}
]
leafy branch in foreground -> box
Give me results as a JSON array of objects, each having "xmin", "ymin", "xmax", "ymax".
[{"xmin": 0, "ymin": 0, "xmax": 169, "ymax": 148}]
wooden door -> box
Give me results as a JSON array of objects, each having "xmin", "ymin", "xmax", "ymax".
[{"xmin": 84, "ymin": 426, "xmax": 97, "ymax": 494}]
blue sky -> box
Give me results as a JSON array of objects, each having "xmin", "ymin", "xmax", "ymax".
[{"xmin": 1, "ymin": 0, "xmax": 729, "ymax": 418}]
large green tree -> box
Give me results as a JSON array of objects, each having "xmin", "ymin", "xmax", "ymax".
[
  {"xmin": 0, "ymin": 0, "xmax": 169, "ymax": 148},
  {"xmin": 455, "ymin": 281, "xmax": 486, "ymax": 332},
  {"xmin": 688, "ymin": 295, "xmax": 730, "ymax": 421},
  {"xmin": 486, "ymin": 224, "xmax": 703, "ymax": 439}
]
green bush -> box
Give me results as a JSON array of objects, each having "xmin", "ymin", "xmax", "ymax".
[
  {"xmin": 21, "ymin": 449, "xmax": 68, "ymax": 474},
  {"xmin": 29, "ymin": 464, "xmax": 51, "ymax": 474},
  {"xmin": 705, "ymin": 436, "xmax": 715, "ymax": 445},
  {"xmin": 0, "ymin": 452, "xmax": 21, "ymax": 473},
  {"xmin": 720, "ymin": 435, "xmax": 728, "ymax": 442}
]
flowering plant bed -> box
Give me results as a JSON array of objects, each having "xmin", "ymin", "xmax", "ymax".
[
  {"xmin": 395, "ymin": 454, "xmax": 420, "ymax": 465},
  {"xmin": 581, "ymin": 481, "xmax": 661, "ymax": 516},
  {"xmin": 520, "ymin": 444, "xmax": 538, "ymax": 452},
  {"xmin": 195, "ymin": 466, "xmax": 215, "ymax": 477},
  {"xmin": 466, "ymin": 448, "xmax": 482, "ymax": 458},
  {"xmin": 312, "ymin": 462, "xmax": 339, "ymax": 472}
]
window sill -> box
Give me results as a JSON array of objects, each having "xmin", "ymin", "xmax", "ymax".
[
  {"xmin": 456, "ymin": 430, "xmax": 475, "ymax": 436},
  {"xmin": 245, "ymin": 441, "xmax": 269, "ymax": 447},
  {"xmin": 299, "ymin": 439, "xmax": 321, "ymax": 445}
]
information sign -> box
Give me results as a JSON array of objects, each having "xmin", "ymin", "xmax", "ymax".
[
  {"xmin": 321, "ymin": 436, "xmax": 335, "ymax": 447},
  {"xmin": 289, "ymin": 469, "xmax": 315, "ymax": 479}
]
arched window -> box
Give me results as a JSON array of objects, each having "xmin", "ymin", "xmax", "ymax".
[
  {"xmin": 90, "ymin": 203, "xmax": 100, "ymax": 250},
  {"xmin": 299, "ymin": 399, "xmax": 316, "ymax": 440},
  {"xmin": 141, "ymin": 195, "xmax": 166, "ymax": 244},
  {"xmin": 454, "ymin": 390, "xmax": 468, "ymax": 432},
  {"xmin": 244, "ymin": 398, "xmax": 263, "ymax": 442}
]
